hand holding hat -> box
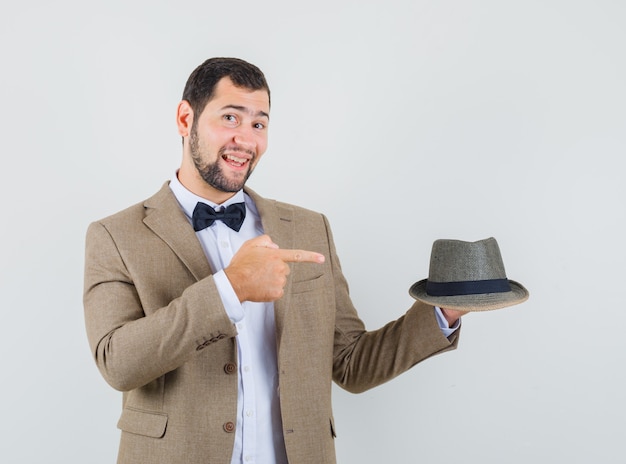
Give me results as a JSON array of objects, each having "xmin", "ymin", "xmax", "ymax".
[{"xmin": 410, "ymin": 237, "xmax": 529, "ymax": 311}]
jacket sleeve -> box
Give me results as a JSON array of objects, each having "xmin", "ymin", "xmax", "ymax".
[
  {"xmin": 324, "ymin": 215, "xmax": 460, "ymax": 394},
  {"xmin": 83, "ymin": 221, "xmax": 237, "ymax": 392}
]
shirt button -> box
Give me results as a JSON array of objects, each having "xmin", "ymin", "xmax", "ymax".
[
  {"xmin": 220, "ymin": 241, "xmax": 229, "ymax": 248},
  {"xmin": 246, "ymin": 410, "xmax": 253, "ymax": 417},
  {"xmin": 243, "ymin": 365, "xmax": 251, "ymax": 373},
  {"xmin": 223, "ymin": 421, "xmax": 235, "ymax": 433}
]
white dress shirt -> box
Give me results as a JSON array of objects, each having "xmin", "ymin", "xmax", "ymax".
[
  {"xmin": 169, "ymin": 174, "xmax": 458, "ymax": 464},
  {"xmin": 170, "ymin": 174, "xmax": 288, "ymax": 464}
]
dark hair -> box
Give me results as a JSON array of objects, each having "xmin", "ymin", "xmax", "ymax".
[{"xmin": 182, "ymin": 57, "xmax": 270, "ymax": 117}]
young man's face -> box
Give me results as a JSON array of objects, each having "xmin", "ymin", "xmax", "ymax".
[{"xmin": 182, "ymin": 77, "xmax": 270, "ymax": 196}]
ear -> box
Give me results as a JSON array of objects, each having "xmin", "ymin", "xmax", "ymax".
[{"xmin": 176, "ymin": 100, "xmax": 194, "ymax": 137}]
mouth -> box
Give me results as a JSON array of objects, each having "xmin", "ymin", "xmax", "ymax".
[{"xmin": 222, "ymin": 152, "xmax": 252, "ymax": 169}]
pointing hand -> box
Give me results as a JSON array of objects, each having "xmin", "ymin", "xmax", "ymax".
[{"xmin": 224, "ymin": 235, "xmax": 325, "ymax": 302}]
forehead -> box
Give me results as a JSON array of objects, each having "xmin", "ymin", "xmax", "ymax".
[{"xmin": 204, "ymin": 77, "xmax": 270, "ymax": 117}]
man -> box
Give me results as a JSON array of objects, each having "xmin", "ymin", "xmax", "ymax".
[{"xmin": 84, "ymin": 57, "xmax": 464, "ymax": 464}]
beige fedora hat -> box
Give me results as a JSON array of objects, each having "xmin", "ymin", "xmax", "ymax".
[{"xmin": 409, "ymin": 237, "xmax": 529, "ymax": 311}]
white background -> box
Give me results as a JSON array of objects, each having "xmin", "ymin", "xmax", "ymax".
[{"xmin": 1, "ymin": 1, "xmax": 625, "ymax": 462}]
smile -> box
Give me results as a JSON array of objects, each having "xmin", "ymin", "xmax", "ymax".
[{"xmin": 222, "ymin": 153, "xmax": 250, "ymax": 168}]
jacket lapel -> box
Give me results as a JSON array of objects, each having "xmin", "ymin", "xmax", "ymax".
[
  {"xmin": 245, "ymin": 187, "xmax": 295, "ymax": 348},
  {"xmin": 143, "ymin": 182, "xmax": 212, "ymax": 281},
  {"xmin": 141, "ymin": 183, "xmax": 295, "ymax": 347}
]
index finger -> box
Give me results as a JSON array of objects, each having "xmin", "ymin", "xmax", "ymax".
[{"xmin": 277, "ymin": 249, "xmax": 325, "ymax": 264}]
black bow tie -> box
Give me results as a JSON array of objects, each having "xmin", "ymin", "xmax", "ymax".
[{"xmin": 192, "ymin": 202, "xmax": 246, "ymax": 232}]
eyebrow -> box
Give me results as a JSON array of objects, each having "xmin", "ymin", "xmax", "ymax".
[{"xmin": 221, "ymin": 104, "xmax": 270, "ymax": 120}]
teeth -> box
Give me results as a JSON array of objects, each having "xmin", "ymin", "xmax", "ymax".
[{"xmin": 225, "ymin": 154, "xmax": 247, "ymax": 164}]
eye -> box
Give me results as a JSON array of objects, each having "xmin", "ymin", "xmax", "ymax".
[
  {"xmin": 223, "ymin": 114, "xmax": 238, "ymax": 124},
  {"xmin": 254, "ymin": 122, "xmax": 266, "ymax": 130}
]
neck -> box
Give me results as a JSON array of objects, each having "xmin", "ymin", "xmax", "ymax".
[{"xmin": 177, "ymin": 166, "xmax": 238, "ymax": 205}]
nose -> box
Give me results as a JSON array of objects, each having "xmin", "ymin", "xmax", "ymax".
[{"xmin": 233, "ymin": 129, "xmax": 255, "ymax": 151}]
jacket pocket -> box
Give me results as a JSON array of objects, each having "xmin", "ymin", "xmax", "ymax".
[
  {"xmin": 117, "ymin": 406, "xmax": 168, "ymax": 438},
  {"xmin": 291, "ymin": 274, "xmax": 325, "ymax": 294}
]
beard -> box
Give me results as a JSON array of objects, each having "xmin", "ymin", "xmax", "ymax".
[{"xmin": 189, "ymin": 124, "xmax": 255, "ymax": 193}]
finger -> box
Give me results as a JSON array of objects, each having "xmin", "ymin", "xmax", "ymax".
[
  {"xmin": 441, "ymin": 308, "xmax": 469, "ymax": 317},
  {"xmin": 277, "ymin": 249, "xmax": 325, "ymax": 264},
  {"xmin": 249, "ymin": 235, "xmax": 279, "ymax": 249}
]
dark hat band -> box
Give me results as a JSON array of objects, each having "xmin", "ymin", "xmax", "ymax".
[{"xmin": 426, "ymin": 278, "xmax": 511, "ymax": 297}]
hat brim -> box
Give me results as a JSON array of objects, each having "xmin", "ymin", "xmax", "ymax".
[{"xmin": 409, "ymin": 279, "xmax": 529, "ymax": 311}]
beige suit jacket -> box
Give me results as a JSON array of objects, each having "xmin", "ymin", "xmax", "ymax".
[{"xmin": 83, "ymin": 182, "xmax": 459, "ymax": 464}]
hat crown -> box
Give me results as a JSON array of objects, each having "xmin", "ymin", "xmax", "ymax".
[{"xmin": 428, "ymin": 237, "xmax": 507, "ymax": 282}]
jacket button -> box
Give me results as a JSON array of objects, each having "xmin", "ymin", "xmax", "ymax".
[
  {"xmin": 223, "ymin": 421, "xmax": 235, "ymax": 433},
  {"xmin": 224, "ymin": 363, "xmax": 237, "ymax": 374}
]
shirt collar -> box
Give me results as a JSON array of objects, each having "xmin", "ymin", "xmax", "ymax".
[{"xmin": 169, "ymin": 172, "xmax": 246, "ymax": 220}]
